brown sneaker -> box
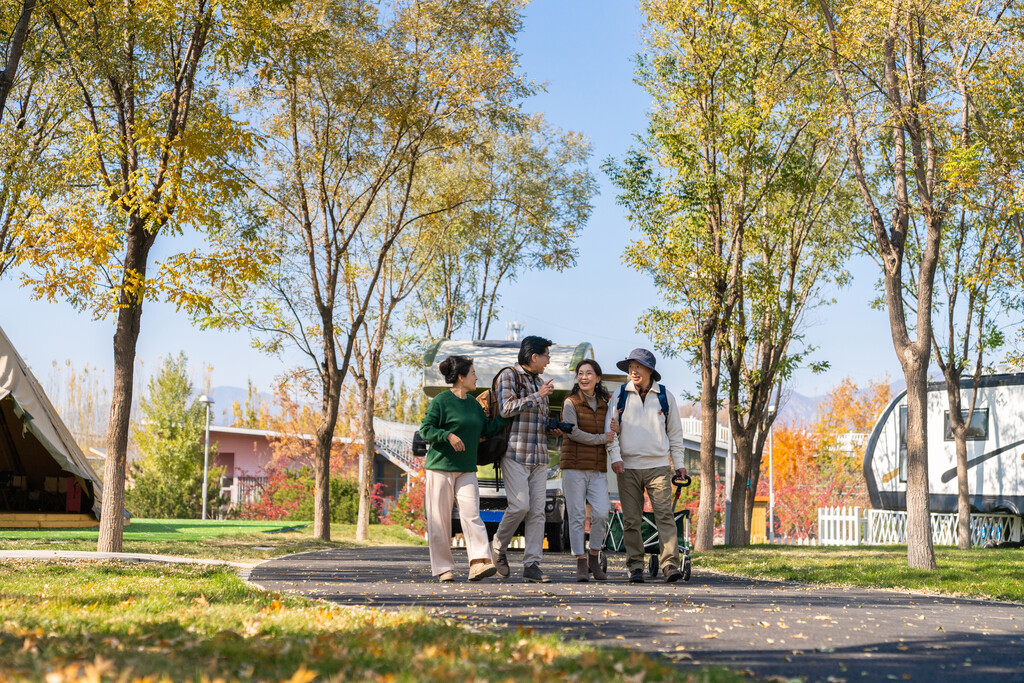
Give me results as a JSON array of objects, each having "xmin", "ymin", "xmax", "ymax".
[
  {"xmin": 588, "ymin": 553, "xmax": 607, "ymax": 581},
  {"xmin": 438, "ymin": 570, "xmax": 455, "ymax": 583},
  {"xmin": 663, "ymin": 566, "xmax": 683, "ymax": 583},
  {"xmin": 576, "ymin": 557, "xmax": 589, "ymax": 582}
]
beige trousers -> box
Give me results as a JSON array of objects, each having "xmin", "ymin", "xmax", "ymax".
[
  {"xmin": 616, "ymin": 466, "xmax": 679, "ymax": 572},
  {"xmin": 492, "ymin": 456, "xmax": 548, "ymax": 567},
  {"xmin": 425, "ymin": 469, "xmax": 490, "ymax": 576}
]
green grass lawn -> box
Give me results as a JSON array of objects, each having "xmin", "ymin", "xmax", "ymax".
[
  {"xmin": 693, "ymin": 544, "xmax": 1024, "ymax": 602},
  {"xmin": 0, "ymin": 519, "xmax": 424, "ymax": 562},
  {"xmin": 0, "ymin": 561, "xmax": 745, "ymax": 682}
]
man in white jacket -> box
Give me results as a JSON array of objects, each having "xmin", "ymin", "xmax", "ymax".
[{"xmin": 606, "ymin": 348, "xmax": 688, "ymax": 583}]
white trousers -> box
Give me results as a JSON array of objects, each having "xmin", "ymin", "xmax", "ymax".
[
  {"xmin": 425, "ymin": 469, "xmax": 490, "ymax": 576},
  {"xmin": 563, "ymin": 468, "xmax": 610, "ymax": 556},
  {"xmin": 492, "ymin": 456, "xmax": 548, "ymax": 567}
]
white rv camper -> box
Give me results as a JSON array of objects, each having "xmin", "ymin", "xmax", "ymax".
[
  {"xmin": 421, "ymin": 339, "xmax": 627, "ymax": 551},
  {"xmin": 863, "ymin": 373, "xmax": 1024, "ymax": 517}
]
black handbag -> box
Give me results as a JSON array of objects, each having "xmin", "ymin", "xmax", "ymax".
[
  {"xmin": 477, "ymin": 434, "xmax": 508, "ymax": 467},
  {"xmin": 412, "ymin": 430, "xmax": 429, "ymax": 458}
]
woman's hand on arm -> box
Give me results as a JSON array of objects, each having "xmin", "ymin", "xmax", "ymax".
[{"xmin": 447, "ymin": 433, "xmax": 465, "ymax": 452}]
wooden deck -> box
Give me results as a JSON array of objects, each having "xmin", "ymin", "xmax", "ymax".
[{"xmin": 0, "ymin": 513, "xmax": 99, "ymax": 529}]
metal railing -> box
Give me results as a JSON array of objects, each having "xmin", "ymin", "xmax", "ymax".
[
  {"xmin": 373, "ymin": 418, "xmax": 421, "ymax": 473},
  {"xmin": 818, "ymin": 506, "xmax": 1024, "ymax": 546},
  {"xmin": 677, "ymin": 416, "xmax": 732, "ymax": 448}
]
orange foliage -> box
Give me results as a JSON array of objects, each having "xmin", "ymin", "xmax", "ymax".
[
  {"xmin": 816, "ymin": 376, "xmax": 893, "ymax": 436},
  {"xmin": 759, "ymin": 376, "xmax": 891, "ymax": 538},
  {"xmin": 767, "ymin": 423, "xmax": 816, "ymax": 491}
]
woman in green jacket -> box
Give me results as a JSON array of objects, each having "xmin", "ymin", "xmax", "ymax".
[{"xmin": 419, "ymin": 355, "xmax": 508, "ymax": 582}]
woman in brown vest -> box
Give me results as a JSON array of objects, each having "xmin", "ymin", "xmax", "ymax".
[{"xmin": 560, "ymin": 358, "xmax": 615, "ymax": 581}]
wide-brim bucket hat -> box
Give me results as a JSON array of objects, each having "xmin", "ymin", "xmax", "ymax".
[{"xmin": 616, "ymin": 348, "xmax": 661, "ymax": 382}]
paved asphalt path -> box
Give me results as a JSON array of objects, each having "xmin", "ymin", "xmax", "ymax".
[{"xmin": 249, "ymin": 546, "xmax": 1024, "ymax": 682}]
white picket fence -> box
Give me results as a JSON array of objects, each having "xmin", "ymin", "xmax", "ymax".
[
  {"xmin": 818, "ymin": 506, "xmax": 867, "ymax": 545},
  {"xmin": 818, "ymin": 506, "xmax": 1024, "ymax": 546}
]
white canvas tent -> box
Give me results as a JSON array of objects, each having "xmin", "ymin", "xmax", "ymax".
[{"xmin": 0, "ymin": 324, "xmax": 103, "ymax": 524}]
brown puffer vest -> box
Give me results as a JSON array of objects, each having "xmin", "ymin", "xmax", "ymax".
[{"xmin": 559, "ymin": 392, "xmax": 609, "ymax": 472}]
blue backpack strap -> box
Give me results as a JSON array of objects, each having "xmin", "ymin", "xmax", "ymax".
[
  {"xmin": 657, "ymin": 385, "xmax": 670, "ymax": 429},
  {"xmin": 616, "ymin": 384, "xmax": 671, "ymax": 431}
]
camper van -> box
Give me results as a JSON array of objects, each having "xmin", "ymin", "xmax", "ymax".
[
  {"xmin": 863, "ymin": 373, "xmax": 1024, "ymax": 517},
  {"xmin": 421, "ymin": 339, "xmax": 626, "ymax": 551}
]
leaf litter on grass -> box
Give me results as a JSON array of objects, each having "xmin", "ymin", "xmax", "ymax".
[{"xmin": 1, "ymin": 561, "xmax": 745, "ymax": 683}]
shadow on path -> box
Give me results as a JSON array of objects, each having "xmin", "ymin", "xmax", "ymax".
[{"xmin": 250, "ymin": 545, "xmax": 1024, "ymax": 683}]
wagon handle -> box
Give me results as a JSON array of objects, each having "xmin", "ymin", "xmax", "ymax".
[{"xmin": 671, "ymin": 474, "xmax": 692, "ymax": 513}]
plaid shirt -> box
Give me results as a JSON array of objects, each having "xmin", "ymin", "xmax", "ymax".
[{"xmin": 496, "ymin": 364, "xmax": 550, "ymax": 466}]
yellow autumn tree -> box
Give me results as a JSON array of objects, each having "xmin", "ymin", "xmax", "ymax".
[
  {"xmin": 211, "ymin": 0, "xmax": 533, "ymax": 541},
  {"xmin": 17, "ymin": 0, "xmax": 278, "ymax": 551}
]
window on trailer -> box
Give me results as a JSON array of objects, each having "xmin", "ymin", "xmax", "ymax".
[{"xmin": 943, "ymin": 408, "xmax": 989, "ymax": 441}]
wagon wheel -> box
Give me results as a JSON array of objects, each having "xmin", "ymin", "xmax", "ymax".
[
  {"xmin": 682, "ymin": 554, "xmax": 691, "ymax": 582},
  {"xmin": 648, "ymin": 553, "xmax": 658, "ymax": 577}
]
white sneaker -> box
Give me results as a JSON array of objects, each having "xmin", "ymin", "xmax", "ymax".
[{"xmin": 468, "ymin": 562, "xmax": 497, "ymax": 581}]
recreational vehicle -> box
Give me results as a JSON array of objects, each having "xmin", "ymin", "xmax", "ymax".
[
  {"xmin": 421, "ymin": 339, "xmax": 626, "ymax": 551},
  {"xmin": 863, "ymin": 373, "xmax": 1024, "ymax": 517}
]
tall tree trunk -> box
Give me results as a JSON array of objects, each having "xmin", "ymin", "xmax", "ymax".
[
  {"xmin": 727, "ymin": 431, "xmax": 753, "ymax": 545},
  {"xmin": 97, "ymin": 227, "xmax": 149, "ymax": 552},
  {"xmin": 954, "ymin": 429, "xmax": 970, "ymax": 549},
  {"xmin": 313, "ymin": 416, "xmax": 336, "ymax": 540},
  {"xmin": 311, "ymin": 303, "xmax": 343, "ymax": 540},
  {"xmin": 694, "ymin": 329, "xmax": 719, "ymax": 552},
  {"xmin": 943, "ymin": 379, "xmax": 971, "ymax": 550},
  {"xmin": 313, "ymin": 355, "xmax": 342, "ymax": 540},
  {"xmin": 355, "ymin": 377, "xmax": 375, "ymax": 541},
  {"xmin": 902, "ymin": 358, "xmax": 937, "ymax": 569}
]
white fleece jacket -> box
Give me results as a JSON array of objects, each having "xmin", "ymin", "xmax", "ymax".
[{"xmin": 604, "ymin": 381, "xmax": 686, "ymax": 471}]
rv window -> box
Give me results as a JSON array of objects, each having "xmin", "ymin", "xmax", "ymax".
[
  {"xmin": 943, "ymin": 408, "xmax": 988, "ymax": 441},
  {"xmin": 899, "ymin": 406, "xmax": 907, "ymax": 483}
]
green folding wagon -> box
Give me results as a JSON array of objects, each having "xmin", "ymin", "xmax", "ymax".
[{"xmin": 601, "ymin": 474, "xmax": 692, "ymax": 580}]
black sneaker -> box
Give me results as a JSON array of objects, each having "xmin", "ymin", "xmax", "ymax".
[
  {"xmin": 628, "ymin": 568, "xmax": 645, "ymax": 584},
  {"xmin": 664, "ymin": 566, "xmax": 683, "ymax": 583},
  {"xmin": 523, "ymin": 563, "xmax": 551, "ymax": 583},
  {"xmin": 492, "ymin": 543, "xmax": 510, "ymax": 579}
]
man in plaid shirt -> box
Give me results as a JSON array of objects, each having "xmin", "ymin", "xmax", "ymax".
[{"xmin": 491, "ymin": 335, "xmax": 557, "ymax": 583}]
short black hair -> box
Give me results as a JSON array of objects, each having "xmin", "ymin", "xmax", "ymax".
[
  {"xmin": 438, "ymin": 355, "xmax": 473, "ymax": 385},
  {"xmin": 518, "ymin": 335, "xmax": 553, "ymax": 366}
]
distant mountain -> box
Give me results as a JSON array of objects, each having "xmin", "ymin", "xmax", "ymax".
[
  {"xmin": 776, "ymin": 390, "xmax": 826, "ymax": 425},
  {"xmin": 676, "ymin": 389, "xmax": 839, "ymax": 428}
]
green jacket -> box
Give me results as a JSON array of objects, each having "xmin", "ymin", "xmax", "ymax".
[{"xmin": 419, "ymin": 390, "xmax": 509, "ymax": 472}]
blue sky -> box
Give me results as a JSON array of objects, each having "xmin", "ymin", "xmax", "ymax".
[{"xmin": 0, "ymin": 0, "xmax": 904, "ymax": 417}]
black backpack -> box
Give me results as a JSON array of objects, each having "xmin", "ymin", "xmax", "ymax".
[{"xmin": 475, "ymin": 366, "xmax": 525, "ymax": 466}]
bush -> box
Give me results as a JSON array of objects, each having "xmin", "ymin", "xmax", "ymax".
[
  {"xmin": 291, "ymin": 476, "xmax": 379, "ymax": 524},
  {"xmin": 236, "ymin": 466, "xmax": 379, "ymax": 524},
  {"xmin": 386, "ymin": 469, "xmax": 425, "ymax": 535}
]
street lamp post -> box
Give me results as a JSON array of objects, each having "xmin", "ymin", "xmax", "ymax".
[
  {"xmin": 198, "ymin": 394, "xmax": 214, "ymax": 521},
  {"xmin": 768, "ymin": 404, "xmax": 776, "ymax": 543}
]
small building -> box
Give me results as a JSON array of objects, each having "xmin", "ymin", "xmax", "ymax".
[{"xmin": 207, "ymin": 423, "xmax": 414, "ymax": 506}]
